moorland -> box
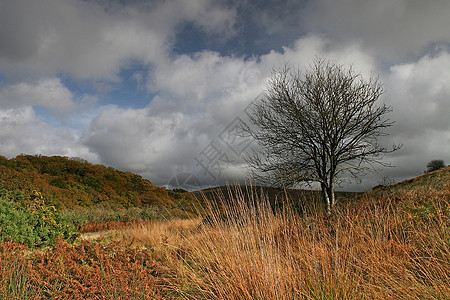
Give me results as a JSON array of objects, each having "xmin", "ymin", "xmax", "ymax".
[{"xmin": 1, "ymin": 155, "xmax": 449, "ymax": 299}]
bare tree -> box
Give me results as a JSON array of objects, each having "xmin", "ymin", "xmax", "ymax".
[{"xmin": 242, "ymin": 58, "xmax": 399, "ymax": 214}]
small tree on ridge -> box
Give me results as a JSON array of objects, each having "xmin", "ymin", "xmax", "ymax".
[{"xmin": 426, "ymin": 160, "xmax": 445, "ymax": 173}]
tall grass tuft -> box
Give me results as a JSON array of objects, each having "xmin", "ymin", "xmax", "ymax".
[
  {"xmin": 0, "ymin": 242, "xmax": 39, "ymax": 299},
  {"xmin": 118, "ymin": 185, "xmax": 449, "ymax": 299}
]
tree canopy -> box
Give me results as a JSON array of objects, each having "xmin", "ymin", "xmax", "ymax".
[
  {"xmin": 243, "ymin": 58, "xmax": 399, "ymax": 214},
  {"xmin": 426, "ymin": 159, "xmax": 446, "ymax": 173}
]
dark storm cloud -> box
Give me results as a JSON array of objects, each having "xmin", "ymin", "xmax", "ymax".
[
  {"xmin": 300, "ymin": 0, "xmax": 450, "ymax": 61},
  {"xmin": 0, "ymin": 0, "xmax": 236, "ymax": 80}
]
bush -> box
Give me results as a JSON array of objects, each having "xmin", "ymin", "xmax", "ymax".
[
  {"xmin": 0, "ymin": 190, "xmax": 79, "ymax": 247},
  {"xmin": 0, "ymin": 195, "xmax": 36, "ymax": 246},
  {"xmin": 426, "ymin": 159, "xmax": 445, "ymax": 173}
]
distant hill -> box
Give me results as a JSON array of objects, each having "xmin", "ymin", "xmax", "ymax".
[
  {"xmin": 3, "ymin": 154, "xmax": 446, "ymax": 213},
  {"xmin": 196, "ymin": 166, "xmax": 450, "ymax": 210},
  {"xmin": 0, "ymin": 154, "xmax": 194, "ymax": 210},
  {"xmin": 194, "ymin": 185, "xmax": 360, "ymax": 212}
]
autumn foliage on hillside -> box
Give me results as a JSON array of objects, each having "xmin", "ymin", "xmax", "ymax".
[{"xmin": 0, "ymin": 154, "xmax": 191, "ymax": 210}]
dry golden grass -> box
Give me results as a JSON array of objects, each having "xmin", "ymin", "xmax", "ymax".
[
  {"xmin": 2, "ymin": 178, "xmax": 448, "ymax": 299},
  {"xmin": 114, "ymin": 186, "xmax": 449, "ymax": 299}
]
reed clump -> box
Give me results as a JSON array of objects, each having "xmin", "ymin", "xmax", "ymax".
[{"xmin": 119, "ymin": 186, "xmax": 449, "ymax": 299}]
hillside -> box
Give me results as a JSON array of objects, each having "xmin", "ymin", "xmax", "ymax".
[
  {"xmin": 194, "ymin": 185, "xmax": 360, "ymax": 213},
  {"xmin": 390, "ymin": 165, "xmax": 450, "ymax": 191},
  {"xmin": 196, "ymin": 166, "xmax": 449, "ymax": 212},
  {"xmin": 0, "ymin": 154, "xmax": 194, "ymax": 210},
  {"xmin": 1, "ymin": 153, "xmax": 447, "ymax": 213},
  {"xmin": 372, "ymin": 165, "xmax": 450, "ymax": 194}
]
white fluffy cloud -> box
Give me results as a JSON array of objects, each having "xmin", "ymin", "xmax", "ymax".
[
  {"xmin": 149, "ymin": 51, "xmax": 263, "ymax": 122},
  {"xmin": 373, "ymin": 52, "xmax": 450, "ymax": 181},
  {"xmin": 0, "ymin": 107, "xmax": 97, "ymax": 160},
  {"xmin": 81, "ymin": 105, "xmax": 206, "ymax": 182},
  {"xmin": 386, "ymin": 52, "xmax": 450, "ymax": 136},
  {"xmin": 0, "ymin": 78, "xmax": 76, "ymax": 115}
]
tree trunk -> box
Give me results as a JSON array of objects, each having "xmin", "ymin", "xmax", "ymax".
[
  {"xmin": 321, "ymin": 183, "xmax": 332, "ymax": 215},
  {"xmin": 321, "ymin": 176, "xmax": 336, "ymax": 216},
  {"xmin": 329, "ymin": 174, "xmax": 336, "ymax": 208}
]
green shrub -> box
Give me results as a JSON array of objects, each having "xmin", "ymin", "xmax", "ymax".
[
  {"xmin": 49, "ymin": 176, "xmax": 67, "ymax": 189},
  {"xmin": 0, "ymin": 190, "xmax": 79, "ymax": 247},
  {"xmin": 0, "ymin": 196, "xmax": 36, "ymax": 246}
]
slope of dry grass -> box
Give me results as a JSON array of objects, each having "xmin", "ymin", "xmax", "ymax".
[
  {"xmin": 1, "ymin": 168, "xmax": 449, "ymax": 299},
  {"xmin": 112, "ymin": 183, "xmax": 449, "ymax": 299}
]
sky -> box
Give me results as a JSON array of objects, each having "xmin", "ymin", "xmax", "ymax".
[{"xmin": 1, "ymin": 0, "xmax": 449, "ymax": 191}]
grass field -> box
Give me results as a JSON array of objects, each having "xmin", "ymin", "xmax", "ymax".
[{"xmin": 1, "ymin": 169, "xmax": 449, "ymax": 299}]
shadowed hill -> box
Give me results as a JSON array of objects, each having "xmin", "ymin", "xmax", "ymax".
[
  {"xmin": 195, "ymin": 166, "xmax": 450, "ymax": 212},
  {"xmin": 0, "ymin": 154, "xmax": 194, "ymax": 210},
  {"xmin": 194, "ymin": 185, "xmax": 360, "ymax": 213}
]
